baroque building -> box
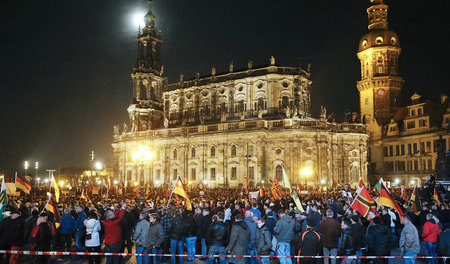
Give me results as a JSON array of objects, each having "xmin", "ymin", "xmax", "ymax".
[
  {"xmin": 112, "ymin": 1, "xmax": 369, "ymax": 187},
  {"xmin": 357, "ymin": 0, "xmax": 449, "ymax": 185}
]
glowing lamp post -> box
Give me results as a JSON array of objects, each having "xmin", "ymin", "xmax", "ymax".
[
  {"xmin": 300, "ymin": 167, "xmax": 313, "ymax": 186},
  {"xmin": 24, "ymin": 161, "xmax": 29, "ymax": 177}
]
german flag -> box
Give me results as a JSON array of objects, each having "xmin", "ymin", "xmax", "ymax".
[
  {"xmin": 259, "ymin": 187, "xmax": 265, "ymax": 197},
  {"xmin": 379, "ymin": 180, "xmax": 404, "ymax": 217},
  {"xmin": 350, "ymin": 185, "xmax": 377, "ymax": 218},
  {"xmin": 80, "ymin": 190, "xmax": 91, "ymax": 204},
  {"xmin": 15, "ymin": 175, "xmax": 31, "ymax": 194},
  {"xmin": 401, "ymin": 186, "xmax": 408, "ymax": 202},
  {"xmin": 433, "ymin": 187, "xmax": 441, "ymax": 206},
  {"xmin": 242, "ymin": 173, "xmax": 249, "ymax": 194},
  {"xmin": 409, "ymin": 185, "xmax": 422, "ymax": 214},
  {"xmin": 173, "ymin": 176, "xmax": 192, "ymax": 211},
  {"xmin": 337, "ymin": 182, "xmax": 343, "ymax": 189},
  {"xmin": 43, "ymin": 193, "xmax": 61, "ymax": 228}
]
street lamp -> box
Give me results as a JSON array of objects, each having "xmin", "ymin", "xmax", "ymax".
[
  {"xmin": 35, "ymin": 162, "xmax": 39, "ymax": 182},
  {"xmin": 132, "ymin": 145, "xmax": 154, "ymax": 185},
  {"xmin": 95, "ymin": 162, "xmax": 103, "ymax": 171}
]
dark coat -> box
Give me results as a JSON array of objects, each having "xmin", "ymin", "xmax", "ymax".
[
  {"xmin": 318, "ymin": 217, "xmax": 342, "ymax": 248},
  {"xmin": 170, "ymin": 215, "xmax": 185, "ymax": 241},
  {"xmin": 9, "ymin": 217, "xmax": 25, "ymax": 247},
  {"xmin": 0, "ymin": 218, "xmax": 12, "ymax": 248},
  {"xmin": 31, "ymin": 222, "xmax": 53, "ymax": 250},
  {"xmin": 438, "ymin": 229, "xmax": 450, "ymax": 256},
  {"xmin": 198, "ymin": 214, "xmax": 212, "ymax": 238},
  {"xmin": 227, "ymin": 221, "xmax": 250, "ymax": 255},
  {"xmin": 146, "ymin": 221, "xmax": 165, "ymax": 248},
  {"xmin": 350, "ymin": 222, "xmax": 365, "ymax": 251},
  {"xmin": 299, "ymin": 228, "xmax": 321, "ymax": 256},
  {"xmin": 183, "ymin": 214, "xmax": 197, "ymax": 237},
  {"xmin": 366, "ymin": 224, "xmax": 392, "ymax": 255},
  {"xmin": 206, "ymin": 221, "xmax": 229, "ymax": 247},
  {"xmin": 339, "ymin": 228, "xmax": 355, "ymax": 256},
  {"xmin": 257, "ymin": 225, "xmax": 272, "ymax": 255}
]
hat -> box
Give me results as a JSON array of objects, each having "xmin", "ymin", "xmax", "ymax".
[
  {"xmin": 350, "ymin": 215, "xmax": 360, "ymax": 223},
  {"xmin": 373, "ymin": 216, "xmax": 382, "ymax": 225}
]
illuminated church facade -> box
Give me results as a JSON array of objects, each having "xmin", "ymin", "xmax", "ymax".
[{"xmin": 112, "ymin": 0, "xmax": 369, "ymax": 187}]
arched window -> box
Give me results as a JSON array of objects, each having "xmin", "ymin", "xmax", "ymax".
[
  {"xmin": 377, "ymin": 57, "xmax": 383, "ymax": 74},
  {"xmin": 275, "ymin": 165, "xmax": 283, "ymax": 181},
  {"xmin": 231, "ymin": 145, "xmax": 237, "ymax": 157},
  {"xmin": 258, "ymin": 98, "xmax": 264, "ymax": 110},
  {"xmin": 140, "ymin": 82, "xmax": 147, "ymax": 100},
  {"xmin": 239, "ymin": 100, "xmax": 244, "ymax": 112},
  {"xmin": 281, "ymin": 96, "xmax": 289, "ymax": 109},
  {"xmin": 173, "ymin": 149, "xmax": 178, "ymax": 159},
  {"xmin": 191, "ymin": 147, "xmax": 196, "ymax": 158},
  {"xmin": 211, "ymin": 146, "xmax": 216, "ymax": 157}
]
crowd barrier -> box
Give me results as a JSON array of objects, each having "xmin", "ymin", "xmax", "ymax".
[{"xmin": 0, "ymin": 250, "xmax": 447, "ymax": 260}]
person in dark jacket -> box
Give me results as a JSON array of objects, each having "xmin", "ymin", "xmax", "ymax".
[
  {"xmin": 256, "ymin": 217, "xmax": 272, "ymax": 264},
  {"xmin": 438, "ymin": 223, "xmax": 450, "ymax": 257},
  {"xmin": 206, "ymin": 212, "xmax": 229, "ymax": 264},
  {"xmin": 170, "ymin": 211, "xmax": 185, "ymax": 264},
  {"xmin": 339, "ymin": 218, "xmax": 355, "ymax": 264},
  {"xmin": 121, "ymin": 207, "xmax": 135, "ymax": 254},
  {"xmin": 318, "ymin": 209, "xmax": 342, "ymax": 264},
  {"xmin": 227, "ymin": 214, "xmax": 250, "ymax": 264},
  {"xmin": 244, "ymin": 210, "xmax": 259, "ymax": 264},
  {"xmin": 31, "ymin": 212, "xmax": 54, "ymax": 264},
  {"xmin": 366, "ymin": 217, "xmax": 392, "ymax": 264},
  {"xmin": 60, "ymin": 208, "xmax": 75, "ymax": 252},
  {"xmin": 350, "ymin": 215, "xmax": 365, "ymax": 264},
  {"xmin": 298, "ymin": 221, "xmax": 321, "ymax": 264},
  {"xmin": 145, "ymin": 213, "xmax": 165, "ymax": 264},
  {"xmin": 8, "ymin": 210, "xmax": 24, "ymax": 264},
  {"xmin": 183, "ymin": 211, "xmax": 197, "ymax": 261},
  {"xmin": 74, "ymin": 205, "xmax": 87, "ymax": 252},
  {"xmin": 199, "ymin": 209, "xmax": 212, "ymax": 258}
]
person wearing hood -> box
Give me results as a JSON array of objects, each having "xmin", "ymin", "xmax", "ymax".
[
  {"xmin": 274, "ymin": 209, "xmax": 295, "ymax": 264},
  {"xmin": 244, "ymin": 210, "xmax": 259, "ymax": 264},
  {"xmin": 366, "ymin": 216, "xmax": 392, "ymax": 264},
  {"xmin": 84, "ymin": 211, "xmax": 102, "ymax": 264},
  {"xmin": 422, "ymin": 213, "xmax": 440, "ymax": 264},
  {"xmin": 227, "ymin": 214, "xmax": 250, "ymax": 264},
  {"xmin": 257, "ymin": 217, "xmax": 272, "ymax": 264}
]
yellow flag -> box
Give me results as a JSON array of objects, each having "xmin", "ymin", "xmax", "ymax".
[
  {"xmin": 51, "ymin": 175, "xmax": 60, "ymax": 203},
  {"xmin": 173, "ymin": 177, "xmax": 192, "ymax": 211},
  {"xmin": 282, "ymin": 167, "xmax": 304, "ymax": 212}
]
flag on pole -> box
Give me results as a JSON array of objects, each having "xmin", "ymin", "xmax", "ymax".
[
  {"xmin": 173, "ymin": 177, "xmax": 192, "ymax": 210},
  {"xmin": 336, "ymin": 182, "xmax": 343, "ymax": 189},
  {"xmin": 271, "ymin": 179, "xmax": 283, "ymax": 200},
  {"xmin": 15, "ymin": 175, "xmax": 31, "ymax": 194},
  {"xmin": 0, "ymin": 178, "xmax": 7, "ymax": 221},
  {"xmin": 50, "ymin": 175, "xmax": 60, "ymax": 203},
  {"xmin": 433, "ymin": 187, "xmax": 441, "ymax": 206},
  {"xmin": 378, "ymin": 179, "xmax": 404, "ymax": 217},
  {"xmin": 259, "ymin": 187, "xmax": 265, "ymax": 197},
  {"xmin": 281, "ymin": 167, "xmax": 304, "ymax": 212},
  {"xmin": 350, "ymin": 184, "xmax": 377, "ymax": 218},
  {"xmin": 400, "ymin": 186, "xmax": 408, "ymax": 201},
  {"xmin": 242, "ymin": 173, "xmax": 249, "ymax": 194},
  {"xmin": 43, "ymin": 193, "xmax": 61, "ymax": 228},
  {"xmin": 410, "ymin": 185, "xmax": 422, "ymax": 214},
  {"xmin": 81, "ymin": 190, "xmax": 91, "ymax": 203}
]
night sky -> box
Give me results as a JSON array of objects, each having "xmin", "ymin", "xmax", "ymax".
[{"xmin": 1, "ymin": 0, "xmax": 449, "ymax": 176}]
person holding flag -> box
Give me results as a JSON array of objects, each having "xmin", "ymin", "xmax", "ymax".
[{"xmin": 0, "ymin": 178, "xmax": 7, "ymax": 221}]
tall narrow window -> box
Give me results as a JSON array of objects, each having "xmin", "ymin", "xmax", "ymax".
[
  {"xmin": 173, "ymin": 149, "xmax": 178, "ymax": 159},
  {"xmin": 210, "ymin": 167, "xmax": 216, "ymax": 180},
  {"xmin": 211, "ymin": 146, "xmax": 216, "ymax": 157},
  {"xmin": 191, "ymin": 168, "xmax": 196, "ymax": 181},
  {"xmin": 249, "ymin": 166, "xmax": 255, "ymax": 180},
  {"xmin": 173, "ymin": 169, "xmax": 178, "ymax": 180},
  {"xmin": 231, "ymin": 167, "xmax": 237, "ymax": 180},
  {"xmin": 281, "ymin": 96, "xmax": 289, "ymax": 109},
  {"xmin": 275, "ymin": 165, "xmax": 283, "ymax": 181},
  {"xmin": 231, "ymin": 145, "xmax": 237, "ymax": 157},
  {"xmin": 191, "ymin": 147, "xmax": 196, "ymax": 158}
]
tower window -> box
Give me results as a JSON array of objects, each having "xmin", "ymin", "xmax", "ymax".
[
  {"xmin": 375, "ymin": 37, "xmax": 383, "ymax": 44},
  {"xmin": 210, "ymin": 167, "xmax": 216, "ymax": 180},
  {"xmin": 211, "ymin": 146, "xmax": 216, "ymax": 157},
  {"xmin": 191, "ymin": 147, "xmax": 196, "ymax": 158}
]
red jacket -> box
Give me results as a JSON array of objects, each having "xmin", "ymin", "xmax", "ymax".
[
  {"xmin": 103, "ymin": 209, "xmax": 125, "ymax": 245},
  {"xmin": 422, "ymin": 220, "xmax": 440, "ymax": 243}
]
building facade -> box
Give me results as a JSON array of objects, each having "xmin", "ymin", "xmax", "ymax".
[
  {"xmin": 357, "ymin": 0, "xmax": 449, "ymax": 185},
  {"xmin": 112, "ymin": 1, "xmax": 369, "ymax": 187}
]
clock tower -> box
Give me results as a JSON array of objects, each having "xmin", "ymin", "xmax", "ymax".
[{"xmin": 357, "ymin": 0, "xmax": 403, "ymax": 140}]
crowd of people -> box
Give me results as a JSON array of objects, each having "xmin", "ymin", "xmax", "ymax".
[{"xmin": 0, "ymin": 182, "xmax": 448, "ymax": 264}]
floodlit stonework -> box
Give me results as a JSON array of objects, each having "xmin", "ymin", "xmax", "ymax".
[{"xmin": 112, "ymin": 1, "xmax": 369, "ymax": 187}]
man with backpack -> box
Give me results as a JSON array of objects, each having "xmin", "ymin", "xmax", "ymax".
[{"xmin": 298, "ymin": 221, "xmax": 321, "ymax": 264}]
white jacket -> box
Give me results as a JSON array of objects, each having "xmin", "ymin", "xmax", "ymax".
[{"xmin": 84, "ymin": 218, "xmax": 101, "ymax": 247}]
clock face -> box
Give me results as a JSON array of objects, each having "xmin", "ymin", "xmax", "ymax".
[{"xmin": 376, "ymin": 88, "xmax": 386, "ymax": 97}]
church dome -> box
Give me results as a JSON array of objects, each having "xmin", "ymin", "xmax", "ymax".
[{"xmin": 358, "ymin": 29, "xmax": 400, "ymax": 52}]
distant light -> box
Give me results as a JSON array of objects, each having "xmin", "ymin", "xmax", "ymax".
[
  {"xmin": 261, "ymin": 180, "xmax": 265, "ymax": 184},
  {"xmin": 133, "ymin": 181, "xmax": 139, "ymax": 186},
  {"xmin": 395, "ymin": 178, "xmax": 400, "ymax": 184},
  {"xmin": 36, "ymin": 177, "xmax": 41, "ymax": 181},
  {"xmin": 203, "ymin": 180, "xmax": 208, "ymax": 185},
  {"xmin": 24, "ymin": 161, "xmax": 29, "ymax": 170},
  {"xmin": 410, "ymin": 180, "xmax": 415, "ymax": 185},
  {"xmin": 132, "ymin": 12, "xmax": 146, "ymax": 29},
  {"xmin": 35, "ymin": 162, "xmax": 39, "ymax": 169},
  {"xmin": 59, "ymin": 181, "xmax": 64, "ymax": 187},
  {"xmin": 320, "ymin": 179, "xmax": 326, "ymax": 184},
  {"xmin": 113, "ymin": 180, "xmax": 118, "ymax": 185},
  {"xmin": 155, "ymin": 180, "xmax": 160, "ymax": 185},
  {"xmin": 95, "ymin": 162, "xmax": 103, "ymax": 170},
  {"xmin": 44, "ymin": 179, "xmax": 49, "ymax": 183},
  {"xmin": 97, "ymin": 180, "xmax": 102, "ymax": 185}
]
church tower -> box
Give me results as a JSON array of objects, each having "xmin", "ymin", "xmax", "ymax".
[
  {"xmin": 128, "ymin": 0, "xmax": 166, "ymax": 132},
  {"xmin": 357, "ymin": 0, "xmax": 403, "ymax": 140}
]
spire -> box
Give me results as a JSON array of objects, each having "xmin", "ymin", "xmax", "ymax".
[
  {"xmin": 367, "ymin": 0, "xmax": 388, "ymax": 30},
  {"xmin": 144, "ymin": 0, "xmax": 156, "ymax": 28}
]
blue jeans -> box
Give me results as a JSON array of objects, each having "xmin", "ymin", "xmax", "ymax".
[
  {"xmin": 247, "ymin": 244, "xmax": 257, "ymax": 264},
  {"xmin": 185, "ymin": 236, "xmax": 197, "ymax": 261},
  {"xmin": 136, "ymin": 246, "xmax": 148, "ymax": 264},
  {"xmin": 201, "ymin": 238, "xmax": 207, "ymax": 256},
  {"xmin": 145, "ymin": 247, "xmax": 162, "ymax": 264},
  {"xmin": 260, "ymin": 256, "xmax": 270, "ymax": 264},
  {"xmin": 391, "ymin": 227, "xmax": 397, "ymax": 241},
  {"xmin": 426, "ymin": 242, "xmax": 437, "ymax": 264},
  {"xmin": 207, "ymin": 245, "xmax": 226, "ymax": 264},
  {"xmin": 404, "ymin": 251, "xmax": 417, "ymax": 264},
  {"xmin": 277, "ymin": 242, "xmax": 292, "ymax": 264},
  {"xmin": 355, "ymin": 250, "xmax": 362, "ymax": 264},
  {"xmin": 170, "ymin": 239, "xmax": 184, "ymax": 264},
  {"xmin": 74, "ymin": 230, "xmax": 85, "ymax": 251}
]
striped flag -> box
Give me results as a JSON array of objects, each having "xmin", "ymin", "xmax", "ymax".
[
  {"xmin": 15, "ymin": 175, "xmax": 31, "ymax": 194},
  {"xmin": 400, "ymin": 186, "xmax": 408, "ymax": 201},
  {"xmin": 409, "ymin": 185, "xmax": 422, "ymax": 214},
  {"xmin": 271, "ymin": 178, "xmax": 283, "ymax": 200},
  {"xmin": 433, "ymin": 187, "xmax": 441, "ymax": 206},
  {"xmin": 242, "ymin": 172, "xmax": 249, "ymax": 194},
  {"xmin": 378, "ymin": 179, "xmax": 404, "ymax": 217},
  {"xmin": 0, "ymin": 178, "xmax": 7, "ymax": 221},
  {"xmin": 350, "ymin": 184, "xmax": 377, "ymax": 218},
  {"xmin": 173, "ymin": 176, "xmax": 192, "ymax": 211},
  {"xmin": 43, "ymin": 193, "xmax": 61, "ymax": 228},
  {"xmin": 50, "ymin": 175, "xmax": 60, "ymax": 203}
]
